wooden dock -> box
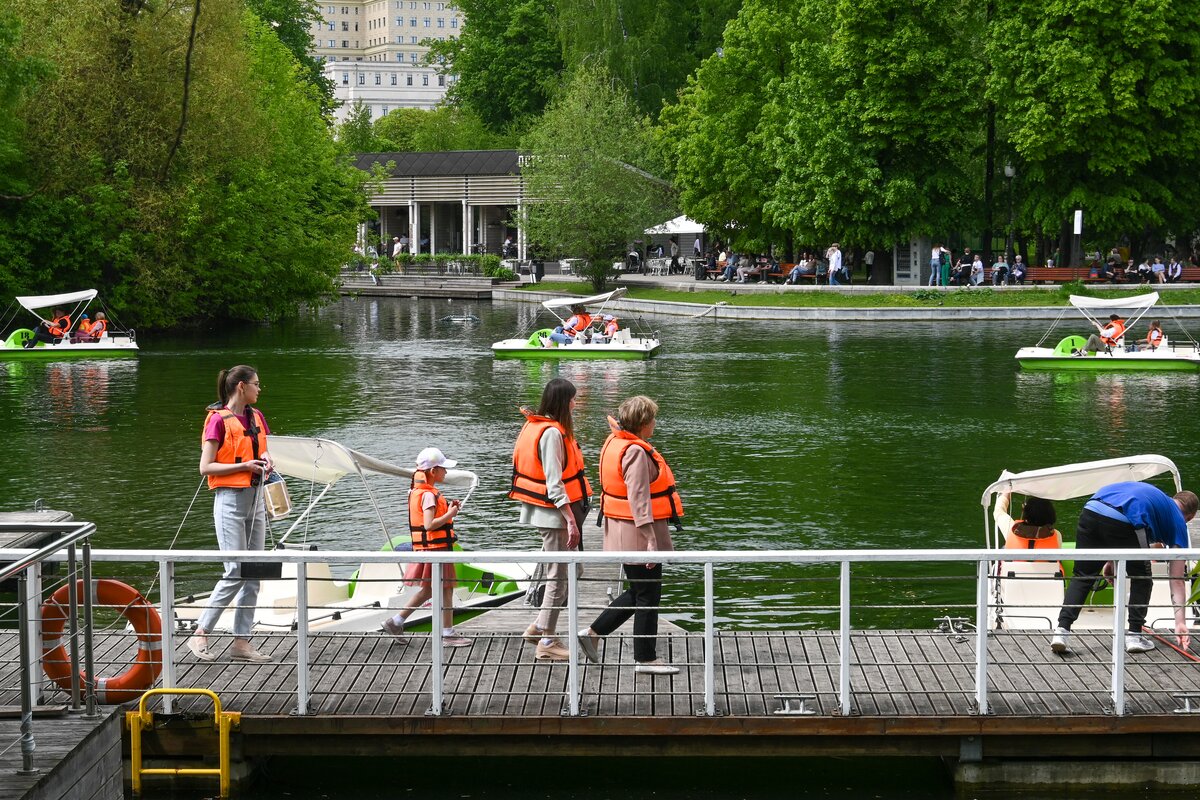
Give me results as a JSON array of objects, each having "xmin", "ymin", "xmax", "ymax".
[{"xmin": 4, "ymin": 625, "xmax": 1200, "ymax": 761}]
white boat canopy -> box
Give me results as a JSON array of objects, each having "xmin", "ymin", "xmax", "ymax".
[
  {"xmin": 542, "ymin": 287, "xmax": 627, "ymax": 311},
  {"xmin": 644, "ymin": 215, "xmax": 706, "ymax": 235},
  {"xmin": 269, "ymin": 435, "xmax": 477, "ymax": 489},
  {"xmin": 1068, "ymin": 292, "xmax": 1159, "ymax": 310},
  {"xmin": 16, "ymin": 289, "xmax": 98, "ymax": 312},
  {"xmin": 980, "ymin": 454, "xmax": 1180, "ymax": 508}
]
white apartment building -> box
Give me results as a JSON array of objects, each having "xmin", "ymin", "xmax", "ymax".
[{"xmin": 310, "ymin": 2, "xmax": 463, "ymax": 122}]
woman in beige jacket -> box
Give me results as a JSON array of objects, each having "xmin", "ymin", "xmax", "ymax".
[{"xmin": 578, "ymin": 396, "xmax": 683, "ymax": 675}]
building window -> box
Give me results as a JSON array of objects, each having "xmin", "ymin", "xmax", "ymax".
[
  {"xmin": 437, "ymin": 17, "xmax": 444, "ymax": 27},
  {"xmin": 396, "ymin": 16, "xmax": 403, "ymax": 25},
  {"xmin": 342, "ymin": 40, "xmax": 349, "ymax": 47},
  {"xmin": 374, "ymin": 72, "xmax": 381, "ymax": 84},
  {"xmin": 341, "ymin": 5, "xmax": 348, "ymax": 13},
  {"xmin": 382, "ymin": 105, "xmax": 389, "ymax": 115},
  {"xmin": 409, "ymin": 17, "xmax": 416, "ymax": 25},
  {"xmin": 390, "ymin": 73, "xmax": 397, "ymax": 85},
  {"xmin": 422, "ymin": 74, "xmax": 428, "ymax": 86},
  {"xmin": 396, "ymin": 53, "xmax": 403, "ymax": 62},
  {"xmin": 438, "ymin": 74, "xmax": 444, "ymax": 86},
  {"xmin": 358, "ymin": 73, "xmax": 365, "ymax": 84},
  {"xmin": 410, "ymin": 36, "xmax": 417, "ymax": 43},
  {"xmin": 423, "ymin": 17, "xmax": 430, "ymax": 27},
  {"xmin": 327, "ymin": 55, "xmax": 336, "ymax": 62},
  {"xmin": 450, "ymin": 18, "xmax": 457, "ymax": 28},
  {"xmin": 410, "ymin": 52, "xmax": 417, "ymax": 62},
  {"xmin": 341, "ymin": 20, "xmax": 348, "ymax": 30},
  {"xmin": 327, "ymin": 5, "xmax": 336, "ymax": 13},
  {"xmin": 328, "ymin": 39, "xmax": 337, "ymax": 47},
  {"xmin": 406, "ymin": 74, "xmax": 413, "ymax": 85},
  {"xmin": 342, "ymin": 72, "xmax": 350, "ymax": 85},
  {"xmin": 328, "ymin": 22, "xmax": 335, "ymax": 30}
]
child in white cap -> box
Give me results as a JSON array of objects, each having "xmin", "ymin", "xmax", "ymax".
[{"xmin": 381, "ymin": 447, "xmax": 470, "ymax": 647}]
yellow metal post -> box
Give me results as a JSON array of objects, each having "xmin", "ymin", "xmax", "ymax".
[{"xmin": 126, "ymin": 688, "xmax": 241, "ymax": 797}]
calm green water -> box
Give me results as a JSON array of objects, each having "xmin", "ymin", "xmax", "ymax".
[{"xmin": 1, "ymin": 295, "xmax": 1196, "ymax": 626}]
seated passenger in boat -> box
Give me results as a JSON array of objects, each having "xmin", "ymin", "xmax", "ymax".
[
  {"xmin": 23, "ymin": 307, "xmax": 71, "ymax": 348},
  {"xmin": 70, "ymin": 312, "xmax": 108, "ymax": 343},
  {"xmin": 995, "ymin": 493, "xmax": 1061, "ymax": 552},
  {"xmin": 549, "ymin": 306, "xmax": 592, "ymax": 345},
  {"xmin": 1137, "ymin": 320, "xmax": 1164, "ymax": 351},
  {"xmin": 1077, "ymin": 313, "xmax": 1126, "ymax": 355},
  {"xmin": 592, "ymin": 314, "xmax": 619, "ymax": 342}
]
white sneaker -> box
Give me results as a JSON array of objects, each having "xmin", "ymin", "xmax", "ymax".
[
  {"xmin": 381, "ymin": 617, "xmax": 405, "ymax": 637},
  {"xmin": 634, "ymin": 659, "xmax": 679, "ymax": 675},
  {"xmin": 1050, "ymin": 627, "xmax": 1070, "ymax": 653},
  {"xmin": 1125, "ymin": 633, "xmax": 1156, "ymax": 653}
]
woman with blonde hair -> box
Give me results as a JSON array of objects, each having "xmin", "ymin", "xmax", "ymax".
[{"xmin": 579, "ymin": 396, "xmax": 683, "ymax": 675}]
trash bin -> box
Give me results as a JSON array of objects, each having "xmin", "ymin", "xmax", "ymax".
[
  {"xmin": 694, "ymin": 259, "xmax": 707, "ymax": 281},
  {"xmin": 533, "ymin": 261, "xmax": 545, "ymax": 282}
]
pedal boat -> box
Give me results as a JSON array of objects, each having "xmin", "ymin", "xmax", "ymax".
[
  {"xmin": 491, "ymin": 288, "xmax": 661, "ymax": 360},
  {"xmin": 982, "ymin": 454, "xmax": 1193, "ymax": 633},
  {"xmin": 174, "ymin": 436, "xmax": 535, "ymax": 634},
  {"xmin": 1015, "ymin": 292, "xmax": 1200, "ymax": 370},
  {"xmin": 0, "ymin": 289, "xmax": 138, "ymax": 358}
]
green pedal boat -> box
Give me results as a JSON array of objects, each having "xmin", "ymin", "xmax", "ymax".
[{"xmin": 492, "ymin": 288, "xmax": 661, "ymax": 360}]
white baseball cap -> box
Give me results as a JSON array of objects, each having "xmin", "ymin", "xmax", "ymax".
[{"xmin": 416, "ymin": 447, "xmax": 457, "ymax": 471}]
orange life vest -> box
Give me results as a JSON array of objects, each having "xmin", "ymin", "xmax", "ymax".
[
  {"xmin": 88, "ymin": 319, "xmax": 107, "ymax": 338},
  {"xmin": 409, "ymin": 479, "xmax": 456, "ymax": 550},
  {"xmin": 1004, "ymin": 521, "xmax": 1062, "ymax": 550},
  {"xmin": 604, "ymin": 318, "xmax": 619, "ymax": 336},
  {"xmin": 202, "ymin": 406, "xmax": 268, "ymax": 490},
  {"xmin": 1102, "ymin": 319, "xmax": 1126, "ymax": 346},
  {"xmin": 508, "ymin": 411, "xmax": 592, "ymax": 507},
  {"xmin": 563, "ymin": 313, "xmax": 592, "ymax": 335},
  {"xmin": 48, "ymin": 314, "xmax": 70, "ymax": 337},
  {"xmin": 1148, "ymin": 328, "xmax": 1163, "ymax": 346},
  {"xmin": 598, "ymin": 430, "xmax": 684, "ymax": 523}
]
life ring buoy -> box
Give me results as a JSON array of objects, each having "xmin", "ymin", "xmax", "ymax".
[{"xmin": 41, "ymin": 579, "xmax": 163, "ymax": 703}]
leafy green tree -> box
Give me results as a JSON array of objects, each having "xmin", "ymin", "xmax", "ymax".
[
  {"xmin": 768, "ymin": 0, "xmax": 985, "ymax": 245},
  {"xmin": 2, "ymin": 0, "xmax": 366, "ymax": 325},
  {"xmin": 521, "ymin": 65, "xmax": 675, "ymax": 291},
  {"xmin": 246, "ymin": 0, "xmax": 335, "ymax": 114},
  {"xmin": 373, "ymin": 106, "xmax": 516, "ymax": 151},
  {"xmin": 425, "ymin": 0, "xmax": 563, "ymax": 132},
  {"xmin": 338, "ymin": 100, "xmax": 380, "ymax": 152},
  {"xmin": 0, "ymin": 12, "xmax": 50, "ymax": 200},
  {"xmin": 988, "ymin": 0, "xmax": 1200, "ymax": 244}
]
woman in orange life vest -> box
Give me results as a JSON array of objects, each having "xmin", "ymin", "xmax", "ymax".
[
  {"xmin": 994, "ymin": 493, "xmax": 1061, "ymax": 551},
  {"xmin": 23, "ymin": 307, "xmax": 71, "ymax": 348},
  {"xmin": 1138, "ymin": 320, "xmax": 1164, "ymax": 351},
  {"xmin": 509, "ymin": 378, "xmax": 592, "ymax": 661},
  {"xmin": 187, "ymin": 365, "xmax": 274, "ymax": 664},
  {"xmin": 578, "ymin": 395, "xmax": 683, "ymax": 675},
  {"xmin": 381, "ymin": 447, "xmax": 470, "ymax": 648},
  {"xmin": 71, "ymin": 312, "xmax": 107, "ymax": 343},
  {"xmin": 548, "ymin": 305, "xmax": 592, "ymax": 345}
]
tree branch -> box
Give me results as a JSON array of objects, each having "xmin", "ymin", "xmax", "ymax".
[{"xmin": 160, "ymin": 0, "xmax": 201, "ymax": 184}]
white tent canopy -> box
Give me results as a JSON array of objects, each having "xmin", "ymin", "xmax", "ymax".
[
  {"xmin": 1068, "ymin": 292, "xmax": 1159, "ymax": 310},
  {"xmin": 645, "ymin": 215, "xmax": 706, "ymax": 235},
  {"xmin": 980, "ymin": 454, "xmax": 1180, "ymax": 507},
  {"xmin": 269, "ymin": 436, "xmax": 477, "ymax": 489},
  {"xmin": 542, "ymin": 288, "xmax": 626, "ymax": 311},
  {"xmin": 16, "ymin": 290, "xmax": 98, "ymax": 312}
]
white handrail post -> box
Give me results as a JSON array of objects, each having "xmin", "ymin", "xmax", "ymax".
[
  {"xmin": 975, "ymin": 558, "xmax": 990, "ymax": 715},
  {"xmin": 158, "ymin": 560, "xmax": 176, "ymax": 715},
  {"xmin": 295, "ymin": 561, "xmax": 310, "ymax": 716},
  {"xmin": 567, "ymin": 554, "xmax": 580, "ymax": 716},
  {"xmin": 704, "ymin": 561, "xmax": 716, "ymax": 717},
  {"xmin": 1112, "ymin": 558, "xmax": 1127, "ymax": 716},
  {"xmin": 20, "ymin": 561, "xmax": 41, "ymax": 717},
  {"xmin": 839, "ymin": 560, "xmax": 852, "ymax": 716},
  {"xmin": 429, "ymin": 561, "xmax": 444, "ymax": 715}
]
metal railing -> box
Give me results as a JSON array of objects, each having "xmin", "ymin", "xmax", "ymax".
[
  {"xmin": 0, "ymin": 522, "xmax": 98, "ymax": 776},
  {"xmin": 2, "ymin": 545, "xmax": 1197, "ymax": 722}
]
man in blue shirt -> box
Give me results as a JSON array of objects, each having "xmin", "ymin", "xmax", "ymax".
[{"xmin": 1052, "ymin": 482, "xmax": 1197, "ymax": 654}]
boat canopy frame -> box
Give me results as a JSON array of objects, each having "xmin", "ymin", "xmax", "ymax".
[
  {"xmin": 540, "ymin": 288, "xmax": 628, "ymax": 326},
  {"xmin": 1033, "ymin": 292, "xmax": 1198, "ymax": 349}
]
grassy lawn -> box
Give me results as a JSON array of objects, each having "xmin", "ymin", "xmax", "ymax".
[{"xmin": 516, "ymin": 281, "xmax": 1200, "ymax": 308}]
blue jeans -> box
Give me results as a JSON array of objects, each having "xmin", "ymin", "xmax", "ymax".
[
  {"xmin": 197, "ymin": 486, "xmax": 267, "ymax": 637},
  {"xmin": 549, "ymin": 326, "xmax": 574, "ymax": 344}
]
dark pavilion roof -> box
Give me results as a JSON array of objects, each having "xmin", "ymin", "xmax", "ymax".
[{"xmin": 353, "ymin": 150, "xmax": 520, "ymax": 177}]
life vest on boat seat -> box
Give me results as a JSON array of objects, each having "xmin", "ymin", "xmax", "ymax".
[
  {"xmin": 409, "ymin": 479, "xmax": 456, "ymax": 550},
  {"xmin": 203, "ymin": 406, "xmax": 269, "ymax": 490},
  {"xmin": 599, "ymin": 430, "xmax": 684, "ymax": 523},
  {"xmin": 1004, "ymin": 521, "xmax": 1062, "ymax": 550},
  {"xmin": 508, "ymin": 411, "xmax": 592, "ymax": 508}
]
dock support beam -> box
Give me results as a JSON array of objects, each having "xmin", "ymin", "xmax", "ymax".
[
  {"xmin": 974, "ymin": 559, "xmax": 989, "ymax": 715},
  {"xmin": 429, "ymin": 564, "xmax": 444, "ymax": 715},
  {"xmin": 703, "ymin": 562, "xmax": 716, "ymax": 716},
  {"xmin": 158, "ymin": 560, "xmax": 176, "ymax": 714},
  {"xmin": 838, "ymin": 560, "xmax": 852, "ymax": 716},
  {"xmin": 566, "ymin": 560, "xmax": 580, "ymax": 716},
  {"xmin": 295, "ymin": 562, "xmax": 310, "ymax": 716},
  {"xmin": 1111, "ymin": 559, "xmax": 1127, "ymax": 716}
]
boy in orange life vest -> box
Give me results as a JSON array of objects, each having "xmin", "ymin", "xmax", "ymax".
[
  {"xmin": 994, "ymin": 494, "xmax": 1061, "ymax": 551},
  {"xmin": 381, "ymin": 447, "xmax": 470, "ymax": 648}
]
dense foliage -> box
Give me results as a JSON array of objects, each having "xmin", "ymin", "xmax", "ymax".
[
  {"xmin": 0, "ymin": 0, "xmax": 366, "ymax": 327},
  {"xmin": 340, "ymin": 104, "xmax": 516, "ymax": 152},
  {"xmin": 521, "ymin": 66, "xmax": 676, "ymax": 291}
]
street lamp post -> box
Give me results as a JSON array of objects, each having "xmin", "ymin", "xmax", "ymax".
[{"xmin": 1004, "ymin": 163, "xmax": 1016, "ymax": 267}]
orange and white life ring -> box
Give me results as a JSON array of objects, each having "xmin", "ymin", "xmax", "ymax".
[{"xmin": 41, "ymin": 579, "xmax": 163, "ymax": 703}]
